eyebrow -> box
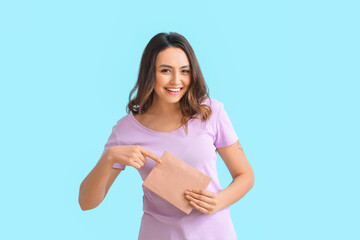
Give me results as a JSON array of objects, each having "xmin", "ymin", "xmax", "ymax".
[{"xmin": 159, "ymin": 64, "xmax": 190, "ymax": 69}]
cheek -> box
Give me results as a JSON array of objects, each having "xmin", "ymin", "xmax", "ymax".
[
  {"xmin": 154, "ymin": 79, "xmax": 165, "ymax": 90},
  {"xmin": 184, "ymin": 77, "xmax": 191, "ymax": 87},
  {"xmin": 155, "ymin": 73, "xmax": 169, "ymax": 85}
]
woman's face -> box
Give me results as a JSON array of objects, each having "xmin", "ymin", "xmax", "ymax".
[{"xmin": 153, "ymin": 47, "xmax": 191, "ymax": 105}]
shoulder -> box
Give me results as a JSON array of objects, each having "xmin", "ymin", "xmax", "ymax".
[
  {"xmin": 116, "ymin": 113, "xmax": 131, "ymax": 125},
  {"xmin": 198, "ymin": 97, "xmax": 227, "ymax": 127},
  {"xmin": 201, "ymin": 97, "xmax": 224, "ymax": 114},
  {"xmin": 111, "ymin": 113, "xmax": 133, "ymax": 132}
]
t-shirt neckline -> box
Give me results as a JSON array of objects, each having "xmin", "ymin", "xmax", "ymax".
[{"xmin": 129, "ymin": 111, "xmax": 194, "ymax": 135}]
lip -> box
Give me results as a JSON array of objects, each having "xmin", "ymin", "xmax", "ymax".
[{"xmin": 164, "ymin": 87, "xmax": 183, "ymax": 95}]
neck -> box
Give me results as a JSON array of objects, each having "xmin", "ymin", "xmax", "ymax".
[{"xmin": 147, "ymin": 95, "xmax": 182, "ymax": 117}]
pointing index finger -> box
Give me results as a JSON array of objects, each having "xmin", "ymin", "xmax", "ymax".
[{"xmin": 139, "ymin": 147, "xmax": 162, "ymax": 164}]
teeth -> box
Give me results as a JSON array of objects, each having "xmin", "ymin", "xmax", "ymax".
[{"xmin": 166, "ymin": 88, "xmax": 181, "ymax": 92}]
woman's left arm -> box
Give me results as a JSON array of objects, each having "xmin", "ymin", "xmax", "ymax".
[
  {"xmin": 185, "ymin": 140, "xmax": 254, "ymax": 214},
  {"xmin": 215, "ymin": 140, "xmax": 254, "ymax": 212}
]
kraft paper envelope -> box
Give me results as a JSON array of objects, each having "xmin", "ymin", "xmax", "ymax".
[{"xmin": 142, "ymin": 151, "xmax": 212, "ymax": 214}]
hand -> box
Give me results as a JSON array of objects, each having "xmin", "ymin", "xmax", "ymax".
[
  {"xmin": 184, "ymin": 189, "xmax": 219, "ymax": 214},
  {"xmin": 107, "ymin": 145, "xmax": 162, "ymax": 170}
]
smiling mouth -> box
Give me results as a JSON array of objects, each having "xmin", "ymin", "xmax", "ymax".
[
  {"xmin": 165, "ymin": 87, "xmax": 183, "ymax": 92},
  {"xmin": 164, "ymin": 87, "xmax": 183, "ymax": 95}
]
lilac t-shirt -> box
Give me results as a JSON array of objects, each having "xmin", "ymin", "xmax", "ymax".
[{"xmin": 101, "ymin": 97, "xmax": 238, "ymax": 240}]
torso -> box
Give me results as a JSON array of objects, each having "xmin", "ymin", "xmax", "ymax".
[{"xmin": 133, "ymin": 112, "xmax": 184, "ymax": 133}]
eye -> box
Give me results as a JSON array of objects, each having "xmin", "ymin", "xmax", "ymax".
[
  {"xmin": 161, "ymin": 69, "xmax": 170, "ymax": 73},
  {"xmin": 182, "ymin": 70, "xmax": 190, "ymax": 73}
]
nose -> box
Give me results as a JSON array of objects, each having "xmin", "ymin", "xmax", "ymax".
[{"xmin": 170, "ymin": 71, "xmax": 181, "ymax": 84}]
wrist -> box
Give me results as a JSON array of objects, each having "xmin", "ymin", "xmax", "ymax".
[{"xmin": 216, "ymin": 191, "xmax": 226, "ymax": 212}]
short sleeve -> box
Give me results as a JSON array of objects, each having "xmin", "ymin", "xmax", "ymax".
[
  {"xmin": 214, "ymin": 103, "xmax": 238, "ymax": 148},
  {"xmin": 100, "ymin": 123, "xmax": 126, "ymax": 170}
]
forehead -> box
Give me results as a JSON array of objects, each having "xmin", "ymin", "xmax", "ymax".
[{"xmin": 155, "ymin": 47, "xmax": 190, "ymax": 66}]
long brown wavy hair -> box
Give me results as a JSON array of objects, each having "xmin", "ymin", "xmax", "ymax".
[{"xmin": 127, "ymin": 32, "xmax": 212, "ymax": 135}]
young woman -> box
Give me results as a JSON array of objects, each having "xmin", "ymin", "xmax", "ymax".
[{"xmin": 79, "ymin": 32, "xmax": 254, "ymax": 240}]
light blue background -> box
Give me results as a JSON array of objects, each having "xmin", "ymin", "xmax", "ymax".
[{"xmin": 1, "ymin": 0, "xmax": 359, "ymax": 239}]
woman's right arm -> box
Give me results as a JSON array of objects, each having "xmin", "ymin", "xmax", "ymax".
[
  {"xmin": 78, "ymin": 145, "xmax": 162, "ymax": 211},
  {"xmin": 78, "ymin": 149, "xmax": 120, "ymax": 211}
]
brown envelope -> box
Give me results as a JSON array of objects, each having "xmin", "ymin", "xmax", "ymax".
[{"xmin": 142, "ymin": 151, "xmax": 212, "ymax": 214}]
